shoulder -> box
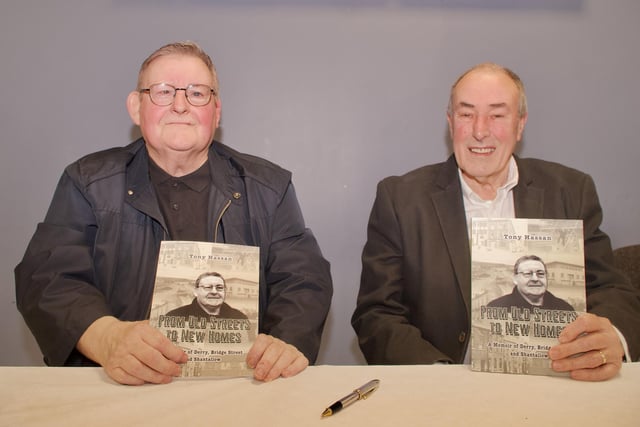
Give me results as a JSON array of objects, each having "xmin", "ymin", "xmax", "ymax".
[
  {"xmin": 221, "ymin": 303, "xmax": 248, "ymax": 319},
  {"xmin": 64, "ymin": 140, "xmax": 143, "ymax": 185},
  {"xmin": 378, "ymin": 157, "xmax": 453, "ymax": 193},
  {"xmin": 212, "ymin": 141, "xmax": 292, "ymax": 193},
  {"xmin": 516, "ymin": 157, "xmax": 592, "ymax": 187},
  {"xmin": 487, "ymin": 290, "xmax": 517, "ymax": 308},
  {"xmin": 544, "ymin": 291, "xmax": 575, "ymax": 311}
]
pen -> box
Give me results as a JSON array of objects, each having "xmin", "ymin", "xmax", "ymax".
[{"xmin": 321, "ymin": 379, "xmax": 380, "ymax": 418}]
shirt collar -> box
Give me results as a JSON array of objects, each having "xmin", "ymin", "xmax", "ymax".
[
  {"xmin": 148, "ymin": 158, "xmax": 210, "ymax": 193},
  {"xmin": 459, "ymin": 156, "xmax": 519, "ymax": 203}
]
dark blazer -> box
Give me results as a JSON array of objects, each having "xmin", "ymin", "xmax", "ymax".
[{"xmin": 352, "ymin": 155, "xmax": 640, "ymax": 364}]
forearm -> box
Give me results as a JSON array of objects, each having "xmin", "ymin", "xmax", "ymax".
[
  {"xmin": 261, "ymin": 233, "xmax": 332, "ymax": 363},
  {"xmin": 261, "ymin": 184, "xmax": 333, "ymax": 362},
  {"xmin": 353, "ymin": 309, "xmax": 451, "ymax": 364},
  {"xmin": 76, "ymin": 316, "xmax": 120, "ymax": 365}
]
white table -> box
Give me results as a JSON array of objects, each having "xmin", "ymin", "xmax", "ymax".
[{"xmin": 1, "ymin": 364, "xmax": 639, "ymax": 426}]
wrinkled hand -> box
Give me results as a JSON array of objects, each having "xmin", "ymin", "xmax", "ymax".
[
  {"xmin": 246, "ymin": 334, "xmax": 309, "ymax": 382},
  {"xmin": 77, "ymin": 316, "xmax": 188, "ymax": 385},
  {"xmin": 548, "ymin": 313, "xmax": 624, "ymax": 381}
]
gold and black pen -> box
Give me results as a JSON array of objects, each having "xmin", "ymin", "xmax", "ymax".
[{"xmin": 321, "ymin": 379, "xmax": 380, "ymax": 417}]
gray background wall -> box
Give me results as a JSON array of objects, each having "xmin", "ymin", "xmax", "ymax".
[{"xmin": 2, "ymin": 0, "xmax": 638, "ymax": 367}]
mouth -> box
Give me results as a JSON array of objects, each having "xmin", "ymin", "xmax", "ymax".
[{"xmin": 469, "ymin": 147, "xmax": 495, "ymax": 154}]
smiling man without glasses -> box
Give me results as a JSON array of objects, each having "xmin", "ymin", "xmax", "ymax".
[{"xmin": 352, "ymin": 62, "xmax": 640, "ymax": 381}]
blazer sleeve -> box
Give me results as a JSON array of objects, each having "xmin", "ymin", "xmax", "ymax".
[
  {"xmin": 352, "ymin": 179, "xmax": 454, "ymax": 364},
  {"xmin": 578, "ymin": 174, "xmax": 640, "ymax": 360}
]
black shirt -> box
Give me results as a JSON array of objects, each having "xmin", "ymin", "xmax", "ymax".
[{"xmin": 149, "ymin": 159, "xmax": 210, "ymax": 241}]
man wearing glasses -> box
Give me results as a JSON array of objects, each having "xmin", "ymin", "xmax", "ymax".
[
  {"xmin": 487, "ymin": 255, "xmax": 575, "ymax": 311},
  {"xmin": 166, "ymin": 272, "xmax": 248, "ymax": 320},
  {"xmin": 15, "ymin": 41, "xmax": 332, "ymax": 385}
]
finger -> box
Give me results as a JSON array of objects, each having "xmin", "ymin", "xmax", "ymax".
[
  {"xmin": 253, "ymin": 339, "xmax": 286, "ymax": 381},
  {"xmin": 549, "ymin": 329, "xmax": 601, "ymax": 361},
  {"xmin": 106, "ymin": 366, "xmax": 146, "ymax": 386},
  {"xmin": 552, "ymin": 349, "xmax": 607, "ymax": 371},
  {"xmin": 568, "ymin": 362, "xmax": 621, "ymax": 382},
  {"xmin": 105, "ymin": 355, "xmax": 173, "ymax": 385},
  {"xmin": 281, "ymin": 354, "xmax": 309, "ymax": 378},
  {"xmin": 246, "ymin": 334, "xmax": 273, "ymax": 369},
  {"xmin": 261, "ymin": 345, "xmax": 298, "ymax": 382},
  {"xmin": 132, "ymin": 342, "xmax": 183, "ymax": 379},
  {"xmin": 139, "ymin": 326, "xmax": 188, "ymax": 368},
  {"xmin": 557, "ymin": 313, "xmax": 603, "ymax": 344},
  {"xmin": 253, "ymin": 340, "xmax": 308, "ymax": 381},
  {"xmin": 103, "ymin": 322, "xmax": 184, "ymax": 384}
]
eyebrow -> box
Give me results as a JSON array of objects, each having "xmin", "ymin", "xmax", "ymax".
[{"xmin": 456, "ymin": 101, "xmax": 509, "ymax": 109}]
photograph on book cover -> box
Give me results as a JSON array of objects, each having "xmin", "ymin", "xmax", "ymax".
[
  {"xmin": 149, "ymin": 241, "xmax": 259, "ymax": 377},
  {"xmin": 470, "ymin": 218, "xmax": 586, "ymax": 376}
]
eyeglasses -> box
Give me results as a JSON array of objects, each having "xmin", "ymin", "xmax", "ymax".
[
  {"xmin": 198, "ymin": 284, "xmax": 225, "ymax": 292},
  {"xmin": 139, "ymin": 83, "xmax": 215, "ymax": 107},
  {"xmin": 517, "ymin": 270, "xmax": 546, "ymax": 279}
]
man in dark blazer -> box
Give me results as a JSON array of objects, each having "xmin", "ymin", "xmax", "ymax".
[{"xmin": 352, "ymin": 63, "xmax": 640, "ymax": 381}]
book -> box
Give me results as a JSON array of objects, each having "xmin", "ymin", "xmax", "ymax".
[
  {"xmin": 470, "ymin": 218, "xmax": 586, "ymax": 376},
  {"xmin": 149, "ymin": 241, "xmax": 259, "ymax": 377}
]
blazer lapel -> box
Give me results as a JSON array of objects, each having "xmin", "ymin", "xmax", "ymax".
[
  {"xmin": 432, "ymin": 156, "xmax": 472, "ymax": 312},
  {"xmin": 513, "ymin": 158, "xmax": 545, "ymax": 218}
]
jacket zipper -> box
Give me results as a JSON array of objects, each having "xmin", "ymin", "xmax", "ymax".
[{"xmin": 213, "ymin": 199, "xmax": 232, "ymax": 243}]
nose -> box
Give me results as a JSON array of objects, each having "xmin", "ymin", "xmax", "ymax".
[
  {"xmin": 473, "ymin": 115, "xmax": 490, "ymax": 140},
  {"xmin": 172, "ymin": 89, "xmax": 189, "ymax": 113}
]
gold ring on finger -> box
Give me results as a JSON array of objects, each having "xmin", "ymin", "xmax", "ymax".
[{"xmin": 598, "ymin": 350, "xmax": 607, "ymax": 366}]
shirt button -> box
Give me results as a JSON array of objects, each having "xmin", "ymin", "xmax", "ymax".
[
  {"xmin": 172, "ymin": 182, "xmax": 179, "ymax": 189},
  {"xmin": 458, "ymin": 331, "xmax": 466, "ymax": 343},
  {"xmin": 171, "ymin": 203, "xmax": 179, "ymax": 211}
]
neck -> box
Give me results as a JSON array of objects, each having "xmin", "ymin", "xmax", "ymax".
[
  {"xmin": 197, "ymin": 301, "xmax": 222, "ymax": 316},
  {"xmin": 148, "ymin": 148, "xmax": 209, "ymax": 177},
  {"xmin": 517, "ymin": 288, "xmax": 544, "ymax": 307},
  {"xmin": 461, "ymin": 173, "xmax": 505, "ymax": 201}
]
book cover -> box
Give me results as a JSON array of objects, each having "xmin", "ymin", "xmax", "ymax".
[
  {"xmin": 149, "ymin": 241, "xmax": 259, "ymax": 377},
  {"xmin": 470, "ymin": 218, "xmax": 586, "ymax": 376}
]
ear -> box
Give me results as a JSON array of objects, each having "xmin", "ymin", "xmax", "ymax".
[
  {"xmin": 516, "ymin": 112, "xmax": 528, "ymax": 141},
  {"xmin": 126, "ymin": 91, "xmax": 142, "ymax": 126},
  {"xmin": 446, "ymin": 111, "xmax": 454, "ymax": 137},
  {"xmin": 213, "ymin": 97, "xmax": 222, "ymax": 128}
]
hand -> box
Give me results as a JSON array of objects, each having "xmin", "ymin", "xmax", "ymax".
[
  {"xmin": 246, "ymin": 334, "xmax": 309, "ymax": 382},
  {"xmin": 548, "ymin": 313, "xmax": 624, "ymax": 381},
  {"xmin": 77, "ymin": 316, "xmax": 188, "ymax": 385}
]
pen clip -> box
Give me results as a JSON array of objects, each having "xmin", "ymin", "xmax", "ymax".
[{"xmin": 355, "ymin": 380, "xmax": 379, "ymax": 400}]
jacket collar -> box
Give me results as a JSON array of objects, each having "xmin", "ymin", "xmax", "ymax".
[
  {"xmin": 431, "ymin": 155, "xmax": 546, "ymax": 312},
  {"xmin": 124, "ymin": 140, "xmax": 165, "ymax": 227},
  {"xmin": 432, "ymin": 155, "xmax": 472, "ymax": 311},
  {"xmin": 513, "ymin": 157, "xmax": 545, "ymax": 218}
]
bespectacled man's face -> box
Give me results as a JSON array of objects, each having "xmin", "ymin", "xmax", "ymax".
[
  {"xmin": 513, "ymin": 260, "xmax": 548, "ymax": 302},
  {"xmin": 194, "ymin": 275, "xmax": 226, "ymax": 311},
  {"xmin": 447, "ymin": 69, "xmax": 527, "ymax": 193},
  {"xmin": 126, "ymin": 54, "xmax": 221, "ymax": 171}
]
